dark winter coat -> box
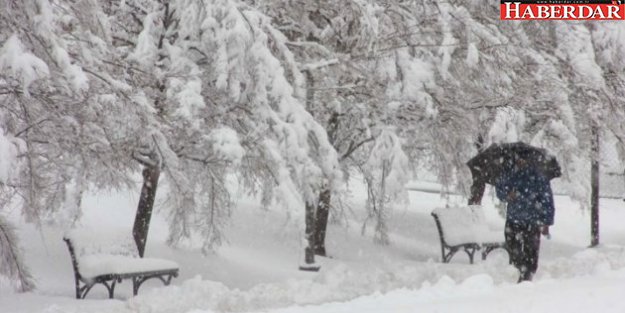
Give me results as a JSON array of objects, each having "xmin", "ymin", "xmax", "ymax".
[{"xmin": 495, "ymin": 165, "xmax": 555, "ymax": 226}]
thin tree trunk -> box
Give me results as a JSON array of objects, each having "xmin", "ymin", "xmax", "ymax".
[
  {"xmin": 590, "ymin": 125, "xmax": 600, "ymax": 247},
  {"xmin": 301, "ymin": 201, "xmax": 318, "ymax": 270},
  {"xmin": 374, "ymin": 161, "xmax": 390, "ymax": 245},
  {"xmin": 312, "ymin": 188, "xmax": 331, "ymax": 256},
  {"xmin": 301, "ymin": 69, "xmax": 319, "ymax": 268},
  {"xmin": 132, "ymin": 165, "xmax": 161, "ymax": 257}
]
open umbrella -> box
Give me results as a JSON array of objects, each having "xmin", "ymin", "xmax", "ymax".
[{"xmin": 467, "ymin": 142, "xmax": 561, "ymax": 186}]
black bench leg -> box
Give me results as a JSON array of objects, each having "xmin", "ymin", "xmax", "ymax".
[
  {"xmin": 107, "ymin": 280, "xmax": 117, "ymax": 299},
  {"xmin": 79, "ymin": 282, "xmax": 96, "ymax": 299},
  {"xmin": 75, "ymin": 278, "xmax": 81, "ymax": 299},
  {"xmin": 132, "ymin": 277, "xmax": 140, "ymax": 296},
  {"xmin": 443, "ymin": 247, "xmax": 458, "ymax": 263},
  {"xmin": 482, "ymin": 246, "xmax": 497, "ymax": 261},
  {"xmin": 481, "ymin": 244, "xmax": 510, "ymax": 262},
  {"xmin": 464, "ymin": 246, "xmax": 477, "ymax": 264},
  {"xmin": 132, "ymin": 273, "xmax": 175, "ymax": 296},
  {"xmin": 78, "ymin": 280, "xmax": 117, "ymax": 299},
  {"xmin": 164, "ymin": 274, "xmax": 173, "ymax": 286},
  {"xmin": 93, "ymin": 280, "xmax": 115, "ymax": 299}
]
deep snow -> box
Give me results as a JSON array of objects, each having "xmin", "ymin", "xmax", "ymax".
[{"xmin": 2, "ymin": 181, "xmax": 625, "ymax": 313}]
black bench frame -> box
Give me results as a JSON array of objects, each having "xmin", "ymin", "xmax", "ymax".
[
  {"xmin": 431, "ymin": 212, "xmax": 507, "ymax": 264},
  {"xmin": 63, "ymin": 238, "xmax": 179, "ymax": 299}
]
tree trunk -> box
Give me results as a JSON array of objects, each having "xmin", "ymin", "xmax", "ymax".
[
  {"xmin": 312, "ymin": 188, "xmax": 331, "ymax": 256},
  {"xmin": 132, "ymin": 165, "xmax": 161, "ymax": 257},
  {"xmin": 304, "ymin": 200, "xmax": 315, "ymax": 253},
  {"xmin": 301, "ymin": 68, "xmax": 323, "ymax": 264},
  {"xmin": 590, "ymin": 125, "xmax": 600, "ymax": 247},
  {"xmin": 300, "ymin": 201, "xmax": 319, "ymax": 271}
]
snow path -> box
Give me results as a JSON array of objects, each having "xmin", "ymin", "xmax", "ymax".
[{"xmin": 257, "ymin": 270, "xmax": 625, "ymax": 313}]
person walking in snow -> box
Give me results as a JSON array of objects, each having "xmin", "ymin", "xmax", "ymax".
[{"xmin": 496, "ymin": 157, "xmax": 555, "ymax": 283}]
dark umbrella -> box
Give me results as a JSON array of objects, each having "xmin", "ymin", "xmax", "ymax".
[{"xmin": 467, "ymin": 142, "xmax": 561, "ymax": 186}]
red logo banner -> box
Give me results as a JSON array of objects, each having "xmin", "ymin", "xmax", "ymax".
[{"xmin": 500, "ymin": 1, "xmax": 625, "ymax": 20}]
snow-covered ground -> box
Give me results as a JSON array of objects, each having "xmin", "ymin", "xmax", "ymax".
[{"xmin": 2, "ymin": 181, "xmax": 625, "ymax": 313}]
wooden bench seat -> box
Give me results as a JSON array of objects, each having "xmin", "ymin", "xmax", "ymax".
[
  {"xmin": 63, "ymin": 228, "xmax": 179, "ymax": 299},
  {"xmin": 431, "ymin": 205, "xmax": 508, "ymax": 264}
]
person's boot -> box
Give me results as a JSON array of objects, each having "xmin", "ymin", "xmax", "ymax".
[
  {"xmin": 517, "ymin": 271, "xmax": 533, "ymax": 283},
  {"xmin": 517, "ymin": 265, "xmax": 534, "ymax": 283}
]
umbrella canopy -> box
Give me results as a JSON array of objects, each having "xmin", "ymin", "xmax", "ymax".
[{"xmin": 467, "ymin": 142, "xmax": 561, "ymax": 186}]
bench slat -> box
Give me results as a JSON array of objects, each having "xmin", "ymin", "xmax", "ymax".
[{"xmin": 79, "ymin": 254, "xmax": 178, "ymax": 279}]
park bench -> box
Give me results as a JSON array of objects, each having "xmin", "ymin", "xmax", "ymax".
[
  {"xmin": 63, "ymin": 228, "xmax": 179, "ymax": 299},
  {"xmin": 431, "ymin": 205, "xmax": 507, "ymax": 264}
]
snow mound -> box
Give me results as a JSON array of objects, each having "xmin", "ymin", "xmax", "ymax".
[
  {"xmin": 540, "ymin": 245, "xmax": 625, "ymax": 279},
  {"xmin": 126, "ymin": 261, "xmax": 513, "ymax": 313}
]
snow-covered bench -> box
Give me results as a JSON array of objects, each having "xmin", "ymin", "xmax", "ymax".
[
  {"xmin": 431, "ymin": 206, "xmax": 507, "ymax": 264},
  {"xmin": 63, "ymin": 228, "xmax": 179, "ymax": 299}
]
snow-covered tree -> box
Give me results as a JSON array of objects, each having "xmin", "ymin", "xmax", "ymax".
[
  {"xmin": 257, "ymin": 0, "xmax": 381, "ymax": 250},
  {"xmin": 3, "ymin": 0, "xmax": 624, "ymax": 273},
  {"xmin": 0, "ymin": 0, "xmax": 142, "ymax": 291},
  {"xmin": 0, "ymin": 129, "xmax": 33, "ymax": 292},
  {"xmin": 102, "ymin": 0, "xmax": 341, "ymax": 254},
  {"xmin": 360, "ymin": 127, "xmax": 409, "ymax": 244}
]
